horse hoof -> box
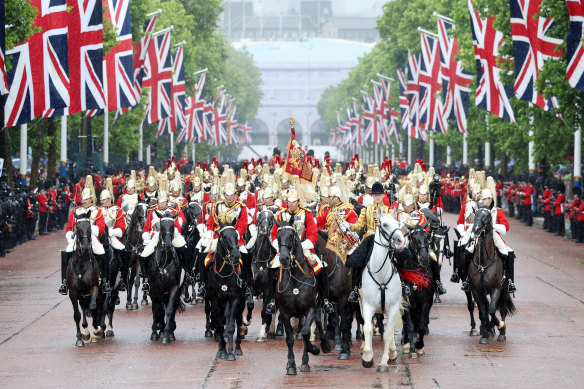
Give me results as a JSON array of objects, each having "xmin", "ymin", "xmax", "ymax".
[
  {"xmin": 310, "ymin": 344, "xmax": 320, "ymax": 356},
  {"xmin": 389, "ymin": 357, "xmax": 397, "ymax": 365},
  {"xmin": 89, "ymin": 303, "xmax": 97, "ymax": 311},
  {"xmin": 479, "ymin": 337, "xmax": 489, "ymax": 345},
  {"xmin": 150, "ymin": 332, "xmax": 160, "ymax": 342},
  {"xmin": 256, "ymin": 336, "xmax": 266, "ymax": 343},
  {"xmin": 226, "ymin": 354, "xmax": 236, "ymax": 361},
  {"xmin": 321, "ymin": 340, "xmax": 332, "ymax": 354},
  {"xmin": 141, "ymin": 299, "xmax": 148, "ymax": 306},
  {"xmin": 416, "ymin": 348, "xmax": 425, "ymax": 355},
  {"xmin": 276, "ymin": 326, "xmax": 284, "ymax": 337},
  {"xmin": 168, "ymin": 333, "xmax": 176, "ymax": 341},
  {"xmin": 217, "ymin": 350, "xmax": 227, "ymax": 359},
  {"xmin": 75, "ymin": 339, "xmax": 84, "ymax": 347},
  {"xmin": 115, "ymin": 298, "xmax": 120, "ymax": 305},
  {"xmin": 376, "ymin": 364, "xmax": 389, "ymax": 373},
  {"xmin": 497, "ymin": 334, "xmax": 506, "ymax": 342},
  {"xmin": 132, "ymin": 303, "xmax": 139, "ymax": 310},
  {"xmin": 106, "ymin": 330, "xmax": 114, "ymax": 337},
  {"xmin": 402, "ymin": 343, "xmax": 410, "ymax": 354},
  {"xmin": 205, "ymin": 330, "xmax": 214, "ymax": 338},
  {"xmin": 286, "ymin": 367, "xmax": 297, "ymax": 375},
  {"xmin": 126, "ymin": 302, "xmax": 133, "ymax": 310},
  {"xmin": 334, "ymin": 344, "xmax": 342, "ymax": 351},
  {"xmin": 267, "ymin": 331, "xmax": 276, "ymax": 339},
  {"xmin": 295, "ymin": 333, "xmax": 302, "ymax": 341},
  {"xmin": 93, "ymin": 327, "xmax": 103, "ymax": 336},
  {"xmin": 81, "ymin": 331, "xmax": 90, "ymax": 341},
  {"xmin": 361, "ymin": 358, "xmax": 374, "ymax": 368},
  {"xmin": 434, "ymin": 296, "xmax": 441, "ymax": 304},
  {"xmin": 339, "ymin": 353, "xmax": 350, "ymax": 360},
  {"xmin": 470, "ymin": 329, "xmax": 480, "ymax": 337},
  {"xmin": 191, "ymin": 300, "xmax": 197, "ymax": 305},
  {"xmin": 90, "ymin": 336, "xmax": 99, "ymax": 343},
  {"xmin": 240, "ymin": 326, "xmax": 248, "ymax": 336},
  {"xmin": 409, "ymin": 352, "xmax": 418, "ymax": 359},
  {"xmin": 161, "ymin": 336, "xmax": 170, "ymax": 345},
  {"xmin": 235, "ymin": 349, "xmax": 243, "ymax": 356},
  {"xmin": 300, "ymin": 364, "xmax": 310, "ymax": 373}
]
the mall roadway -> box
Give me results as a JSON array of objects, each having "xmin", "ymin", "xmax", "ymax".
[{"xmin": 0, "ymin": 212, "xmax": 583, "ymax": 389}]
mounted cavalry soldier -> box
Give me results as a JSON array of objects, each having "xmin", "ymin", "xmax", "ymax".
[
  {"xmin": 266, "ymin": 188, "xmax": 335, "ymax": 315},
  {"xmin": 347, "ymin": 182, "xmax": 391, "ymax": 302},
  {"xmin": 116, "ymin": 170, "xmax": 139, "ymax": 222},
  {"xmin": 140, "ymin": 186, "xmax": 188, "ymax": 293},
  {"xmin": 198, "ymin": 182, "xmax": 248, "ymax": 297},
  {"xmin": 99, "ymin": 178, "xmax": 128, "ymax": 291},
  {"xmin": 141, "ymin": 167, "xmax": 158, "ymax": 206},
  {"xmin": 59, "ymin": 176, "xmax": 108, "ymax": 295},
  {"xmin": 169, "ymin": 177, "xmax": 187, "ymax": 211},
  {"xmin": 186, "ymin": 176, "xmax": 206, "ymax": 204}
]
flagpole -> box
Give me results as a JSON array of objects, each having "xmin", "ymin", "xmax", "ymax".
[
  {"xmin": 446, "ymin": 145, "xmax": 452, "ymax": 166},
  {"xmin": 60, "ymin": 116, "xmax": 67, "ymax": 177},
  {"xmin": 463, "ymin": 132, "xmax": 468, "ymax": 166},
  {"xmin": 192, "ymin": 142, "xmax": 195, "ymax": 164},
  {"xmin": 417, "ymin": 27, "xmax": 439, "ymax": 38},
  {"xmin": 193, "ymin": 68, "xmax": 208, "ymax": 76},
  {"xmin": 575, "ymin": 122, "xmax": 582, "ymax": 186},
  {"xmin": 432, "ymin": 12, "xmax": 454, "ymax": 23},
  {"xmin": 407, "ymin": 135, "xmax": 412, "ymax": 167},
  {"xmin": 391, "ymin": 143, "xmax": 395, "ymax": 164},
  {"xmin": 19, "ymin": 124, "xmax": 27, "ymax": 184},
  {"xmin": 170, "ymin": 131, "xmax": 174, "ymax": 158},
  {"xmin": 153, "ymin": 25, "xmax": 174, "ymax": 37},
  {"xmin": 485, "ymin": 113, "xmax": 491, "ymax": 169},
  {"xmin": 146, "ymin": 144, "xmax": 151, "ymax": 165},
  {"xmin": 147, "ymin": 9, "xmax": 162, "ymax": 17},
  {"xmin": 429, "ymin": 137, "xmax": 434, "ymax": 168},
  {"xmin": 104, "ymin": 109, "xmax": 109, "ymax": 174},
  {"xmin": 138, "ymin": 124, "xmax": 143, "ymax": 162}
]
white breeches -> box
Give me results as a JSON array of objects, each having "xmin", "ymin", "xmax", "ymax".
[
  {"xmin": 268, "ymin": 250, "xmax": 324, "ymax": 268},
  {"xmin": 141, "ymin": 232, "xmax": 186, "ymax": 257},
  {"xmin": 66, "ymin": 235, "xmax": 105, "ymax": 255},
  {"xmin": 465, "ymin": 233, "xmax": 509, "ymax": 256}
]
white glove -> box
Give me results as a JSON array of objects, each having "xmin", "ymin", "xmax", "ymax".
[
  {"xmin": 200, "ymin": 237, "xmax": 210, "ymax": 249},
  {"xmin": 493, "ymin": 223, "xmax": 507, "ymax": 235},
  {"xmin": 301, "ymin": 240, "xmax": 314, "ymax": 250},
  {"xmin": 272, "ymin": 239, "xmax": 279, "ymax": 252},
  {"xmin": 110, "ymin": 228, "xmax": 123, "ymax": 238},
  {"xmin": 91, "ymin": 225, "xmax": 99, "ymax": 237},
  {"xmin": 142, "ymin": 232, "xmax": 151, "ymax": 244},
  {"xmin": 174, "ymin": 227, "xmax": 180, "ymax": 237},
  {"xmin": 239, "ymin": 245, "xmax": 248, "ymax": 254},
  {"xmin": 342, "ymin": 221, "xmax": 350, "ymax": 231},
  {"xmin": 66, "ymin": 231, "xmax": 74, "ymax": 244},
  {"xmin": 206, "ymin": 230, "xmax": 214, "ymax": 240},
  {"xmin": 246, "ymin": 225, "xmax": 258, "ymax": 250},
  {"xmin": 196, "ymin": 224, "xmax": 207, "ymax": 236},
  {"xmin": 178, "ymin": 217, "xmax": 183, "ymax": 227}
]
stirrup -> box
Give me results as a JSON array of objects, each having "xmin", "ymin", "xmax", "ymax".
[
  {"xmin": 437, "ymin": 283, "xmax": 447, "ymax": 295},
  {"xmin": 402, "ymin": 284, "xmax": 411, "ymax": 296},
  {"xmin": 118, "ymin": 281, "xmax": 127, "ymax": 292},
  {"xmin": 461, "ymin": 281, "xmax": 470, "ymax": 292},
  {"xmin": 58, "ymin": 284, "xmax": 68, "ymax": 295},
  {"xmin": 323, "ymin": 300, "xmax": 335, "ymax": 314},
  {"xmin": 266, "ymin": 300, "xmax": 277, "ymax": 314},
  {"xmin": 142, "ymin": 281, "xmax": 150, "ymax": 293},
  {"xmin": 508, "ymin": 281, "xmax": 516, "ymax": 293},
  {"xmin": 450, "ymin": 272, "xmax": 460, "ymax": 283},
  {"xmin": 348, "ymin": 289, "xmax": 360, "ymax": 303},
  {"xmin": 101, "ymin": 281, "xmax": 111, "ymax": 294},
  {"xmin": 197, "ymin": 285, "xmax": 206, "ymax": 298}
]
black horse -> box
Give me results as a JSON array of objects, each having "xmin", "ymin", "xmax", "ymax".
[
  {"xmin": 468, "ymin": 207, "xmax": 516, "ymax": 344},
  {"xmin": 452, "ymin": 228, "xmax": 479, "ymax": 336},
  {"xmin": 148, "ymin": 211, "xmax": 185, "ymax": 344},
  {"xmin": 206, "ymin": 220, "xmax": 245, "ymax": 360},
  {"xmin": 101, "ymin": 226, "xmax": 122, "ymax": 337},
  {"xmin": 274, "ymin": 218, "xmax": 326, "ymax": 375},
  {"xmin": 396, "ymin": 223, "xmax": 435, "ymax": 358},
  {"xmin": 67, "ymin": 212, "xmax": 107, "ymax": 347},
  {"xmin": 182, "ymin": 201, "xmax": 202, "ymax": 302},
  {"xmin": 122, "ymin": 201, "xmax": 148, "ymax": 310}
]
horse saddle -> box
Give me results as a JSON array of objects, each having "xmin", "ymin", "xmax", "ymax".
[{"xmin": 345, "ymin": 235, "xmax": 374, "ymax": 269}]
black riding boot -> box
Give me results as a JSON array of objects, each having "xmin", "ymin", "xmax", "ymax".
[
  {"xmin": 265, "ymin": 267, "xmax": 278, "ymax": 314},
  {"xmin": 140, "ymin": 256, "xmax": 150, "ymax": 293},
  {"xmin": 401, "ymin": 281, "xmax": 411, "ymax": 297},
  {"xmin": 117, "ymin": 251, "xmax": 129, "ymax": 292},
  {"xmin": 317, "ymin": 266, "xmax": 335, "ymax": 314},
  {"xmin": 461, "ymin": 250, "xmax": 472, "ymax": 292},
  {"xmin": 197, "ymin": 253, "xmax": 207, "ymax": 297},
  {"xmin": 174, "ymin": 246, "xmax": 191, "ymax": 286},
  {"xmin": 58, "ymin": 251, "xmax": 70, "ymax": 295},
  {"xmin": 450, "ymin": 241, "xmax": 461, "ymax": 283},
  {"xmin": 431, "ymin": 259, "xmax": 446, "ymax": 295},
  {"xmin": 506, "ymin": 251, "xmax": 516, "ymax": 292},
  {"xmin": 95, "ymin": 254, "xmax": 111, "ymax": 293},
  {"xmin": 348, "ymin": 266, "xmax": 364, "ymax": 302}
]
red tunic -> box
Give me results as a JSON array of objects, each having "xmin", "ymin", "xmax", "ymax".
[
  {"xmin": 577, "ymin": 201, "xmax": 584, "ymax": 222},
  {"xmin": 315, "ymin": 203, "xmax": 358, "ymax": 231},
  {"xmin": 554, "ymin": 194, "xmax": 566, "ymax": 215},
  {"xmin": 206, "ymin": 201, "xmax": 248, "ymax": 246},
  {"xmin": 143, "ymin": 205, "xmax": 185, "ymax": 235},
  {"xmin": 66, "ymin": 207, "xmax": 106, "ymax": 235},
  {"xmin": 37, "ymin": 192, "xmax": 49, "ymax": 213},
  {"xmin": 271, "ymin": 208, "xmax": 318, "ymax": 248}
]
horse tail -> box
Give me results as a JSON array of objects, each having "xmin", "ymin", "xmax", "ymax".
[{"xmin": 498, "ymin": 288, "xmax": 517, "ymax": 317}]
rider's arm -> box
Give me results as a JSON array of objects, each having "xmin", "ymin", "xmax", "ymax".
[
  {"xmin": 349, "ymin": 207, "xmax": 366, "ymax": 232},
  {"xmin": 304, "ymin": 211, "xmax": 318, "ymax": 246}
]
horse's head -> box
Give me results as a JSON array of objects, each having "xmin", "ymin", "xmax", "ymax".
[
  {"xmin": 378, "ymin": 210, "xmax": 405, "ymax": 250},
  {"xmin": 217, "ymin": 220, "xmax": 240, "ymax": 265},
  {"xmin": 275, "ymin": 216, "xmax": 299, "ymax": 267},
  {"xmin": 257, "ymin": 209, "xmax": 274, "ymax": 235},
  {"xmin": 472, "ymin": 206, "xmax": 492, "ymax": 237},
  {"xmin": 406, "ymin": 224, "xmax": 430, "ymax": 268},
  {"xmin": 186, "ymin": 202, "xmax": 202, "ymax": 224},
  {"xmin": 156, "ymin": 210, "xmax": 177, "ymax": 250},
  {"xmin": 74, "ymin": 212, "xmax": 92, "ymax": 252},
  {"xmin": 135, "ymin": 202, "xmax": 148, "ymax": 229}
]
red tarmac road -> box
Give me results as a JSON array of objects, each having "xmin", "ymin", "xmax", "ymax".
[{"xmin": 1, "ymin": 212, "xmax": 583, "ymax": 388}]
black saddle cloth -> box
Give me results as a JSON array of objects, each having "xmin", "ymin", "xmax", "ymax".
[{"xmin": 346, "ymin": 234, "xmax": 375, "ymax": 269}]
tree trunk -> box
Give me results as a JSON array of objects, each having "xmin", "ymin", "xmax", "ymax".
[
  {"xmin": 501, "ymin": 152, "xmax": 508, "ymax": 181},
  {"xmin": 47, "ymin": 118, "xmax": 57, "ymax": 179},
  {"xmin": 30, "ymin": 120, "xmax": 47, "ymax": 187}
]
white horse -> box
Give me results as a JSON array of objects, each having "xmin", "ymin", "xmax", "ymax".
[{"xmin": 359, "ymin": 212, "xmax": 406, "ymax": 372}]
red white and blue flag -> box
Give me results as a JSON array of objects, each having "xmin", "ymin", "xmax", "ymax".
[
  {"xmin": 0, "ymin": 0, "xmax": 8, "ymax": 96},
  {"xmin": 212, "ymin": 92, "xmax": 227, "ymax": 146},
  {"xmin": 468, "ymin": 0, "xmax": 515, "ymax": 122},
  {"xmin": 407, "ymin": 52, "xmax": 427, "ymax": 141},
  {"xmin": 566, "ymin": 1, "xmax": 584, "ymax": 91},
  {"xmin": 419, "ymin": 32, "xmax": 448, "ymax": 133},
  {"xmin": 509, "ymin": 0, "xmax": 563, "ymax": 111},
  {"xmin": 133, "ymin": 12, "xmax": 159, "ymax": 98},
  {"xmin": 379, "ymin": 75, "xmax": 400, "ymax": 143},
  {"xmin": 143, "ymin": 30, "xmax": 172, "ymax": 126},
  {"xmin": 437, "ymin": 16, "xmax": 473, "ymax": 133},
  {"xmin": 397, "ymin": 68, "xmax": 411, "ymax": 135}
]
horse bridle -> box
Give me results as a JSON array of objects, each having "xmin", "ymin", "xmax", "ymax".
[
  {"xmin": 471, "ymin": 209, "xmax": 497, "ymax": 273},
  {"xmin": 212, "ymin": 225, "xmax": 241, "ymax": 280},
  {"xmin": 276, "ymin": 225, "xmax": 316, "ymax": 292},
  {"xmin": 405, "ymin": 226, "xmax": 431, "ymax": 268},
  {"xmin": 155, "ymin": 217, "xmax": 178, "ymax": 272},
  {"xmin": 253, "ymin": 211, "xmax": 274, "ymax": 266},
  {"xmin": 71, "ymin": 218, "xmax": 96, "ymax": 280}
]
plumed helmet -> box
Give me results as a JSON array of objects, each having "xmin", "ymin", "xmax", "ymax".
[
  {"xmin": 286, "ymin": 188, "xmax": 299, "ymax": 202},
  {"xmin": 481, "ymin": 188, "xmax": 493, "ymax": 200},
  {"xmin": 472, "ymin": 183, "xmax": 482, "ymax": 194},
  {"xmin": 402, "ymin": 193, "xmax": 415, "ymax": 206},
  {"xmin": 366, "ymin": 176, "xmax": 375, "ymax": 189},
  {"xmin": 371, "ymin": 182, "xmax": 384, "ymax": 195},
  {"xmin": 320, "ymin": 186, "xmax": 330, "ymax": 198},
  {"xmin": 330, "ymin": 185, "xmax": 342, "ymax": 199},
  {"xmin": 158, "ymin": 190, "xmax": 169, "ymax": 203},
  {"xmin": 193, "ymin": 176, "xmax": 202, "ymax": 187},
  {"xmin": 211, "ymin": 185, "xmax": 220, "ymax": 196},
  {"xmin": 418, "ymin": 184, "xmax": 429, "ymax": 195},
  {"xmin": 263, "ymin": 187, "xmax": 274, "ymax": 199},
  {"xmin": 224, "ymin": 182, "xmax": 236, "ymax": 196},
  {"xmin": 237, "ymin": 177, "xmax": 246, "ymax": 187}
]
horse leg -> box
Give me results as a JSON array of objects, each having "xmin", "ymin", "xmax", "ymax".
[
  {"xmin": 379, "ymin": 304, "xmax": 401, "ymax": 372},
  {"xmin": 81, "ymin": 309, "xmax": 90, "ymax": 341},
  {"xmin": 161, "ymin": 286, "xmax": 179, "ymax": 344},
  {"xmin": 215, "ymin": 303, "xmax": 227, "ymax": 359},
  {"xmin": 282, "ymin": 313, "xmax": 297, "ymax": 375},
  {"xmin": 300, "ymin": 308, "xmax": 319, "ymax": 373},
  {"xmin": 313, "ymin": 308, "xmax": 331, "ymax": 354},
  {"xmin": 235, "ymin": 303, "xmax": 244, "ymax": 356},
  {"xmin": 244, "ymin": 294, "xmax": 254, "ymax": 326},
  {"xmin": 150, "ymin": 294, "xmax": 162, "ymax": 341},
  {"xmin": 472, "ymin": 290, "xmax": 490, "ymax": 344},
  {"xmin": 71, "ymin": 299, "xmax": 84, "ymax": 347},
  {"xmin": 204, "ymin": 298, "xmax": 213, "ymax": 338},
  {"xmin": 339, "ymin": 303, "xmax": 353, "ymax": 360},
  {"xmin": 226, "ymin": 299, "xmax": 239, "ymax": 360},
  {"xmin": 466, "ymin": 291, "xmax": 479, "ymax": 336},
  {"xmin": 257, "ymin": 304, "xmax": 269, "ymax": 342},
  {"xmin": 105, "ymin": 291, "xmax": 116, "ymax": 337},
  {"xmin": 361, "ymin": 304, "xmax": 375, "ymax": 368},
  {"xmin": 414, "ymin": 305, "xmax": 429, "ymax": 355},
  {"xmin": 276, "ymin": 313, "xmax": 284, "ymax": 336}
]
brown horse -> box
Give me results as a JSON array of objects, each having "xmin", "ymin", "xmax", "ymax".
[{"xmin": 468, "ymin": 207, "xmax": 516, "ymax": 344}]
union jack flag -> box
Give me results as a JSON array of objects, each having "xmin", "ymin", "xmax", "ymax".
[
  {"xmin": 5, "ymin": 0, "xmax": 70, "ymax": 126},
  {"xmin": 176, "ymin": 96, "xmax": 192, "ymax": 143},
  {"xmin": 169, "ymin": 44, "xmax": 187, "ymax": 135},
  {"xmin": 203, "ymin": 101, "xmax": 214, "ymax": 143},
  {"xmin": 437, "ymin": 17, "xmax": 473, "ymax": 133},
  {"xmin": 0, "ymin": 0, "xmax": 8, "ymax": 95},
  {"xmin": 189, "ymin": 72, "xmax": 207, "ymax": 144},
  {"xmin": 133, "ymin": 12, "xmax": 159, "ymax": 97},
  {"xmin": 212, "ymin": 92, "xmax": 227, "ymax": 146},
  {"xmin": 240, "ymin": 123, "xmax": 252, "ymax": 145},
  {"xmin": 566, "ymin": 0, "xmax": 584, "ymax": 91},
  {"xmin": 468, "ymin": 0, "xmax": 515, "ymax": 122},
  {"xmin": 371, "ymin": 81, "xmax": 388, "ymax": 145},
  {"xmin": 104, "ymin": 0, "xmax": 135, "ymax": 112},
  {"xmin": 419, "ymin": 33, "xmax": 448, "ymax": 133},
  {"xmin": 351, "ymin": 99, "xmax": 363, "ymax": 148},
  {"xmin": 379, "ymin": 75, "xmax": 400, "ymax": 143},
  {"xmin": 143, "ymin": 30, "xmax": 172, "ymax": 125},
  {"xmin": 407, "ymin": 52, "xmax": 427, "ymax": 141},
  {"xmin": 397, "ymin": 68, "xmax": 411, "ymax": 134},
  {"xmin": 68, "ymin": 0, "xmax": 105, "ymax": 115},
  {"xmin": 361, "ymin": 92, "xmax": 377, "ymax": 144},
  {"xmin": 509, "ymin": 0, "xmax": 563, "ymax": 111}
]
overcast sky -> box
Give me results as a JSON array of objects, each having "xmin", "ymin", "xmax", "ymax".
[{"xmin": 245, "ymin": 0, "xmax": 385, "ymax": 18}]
